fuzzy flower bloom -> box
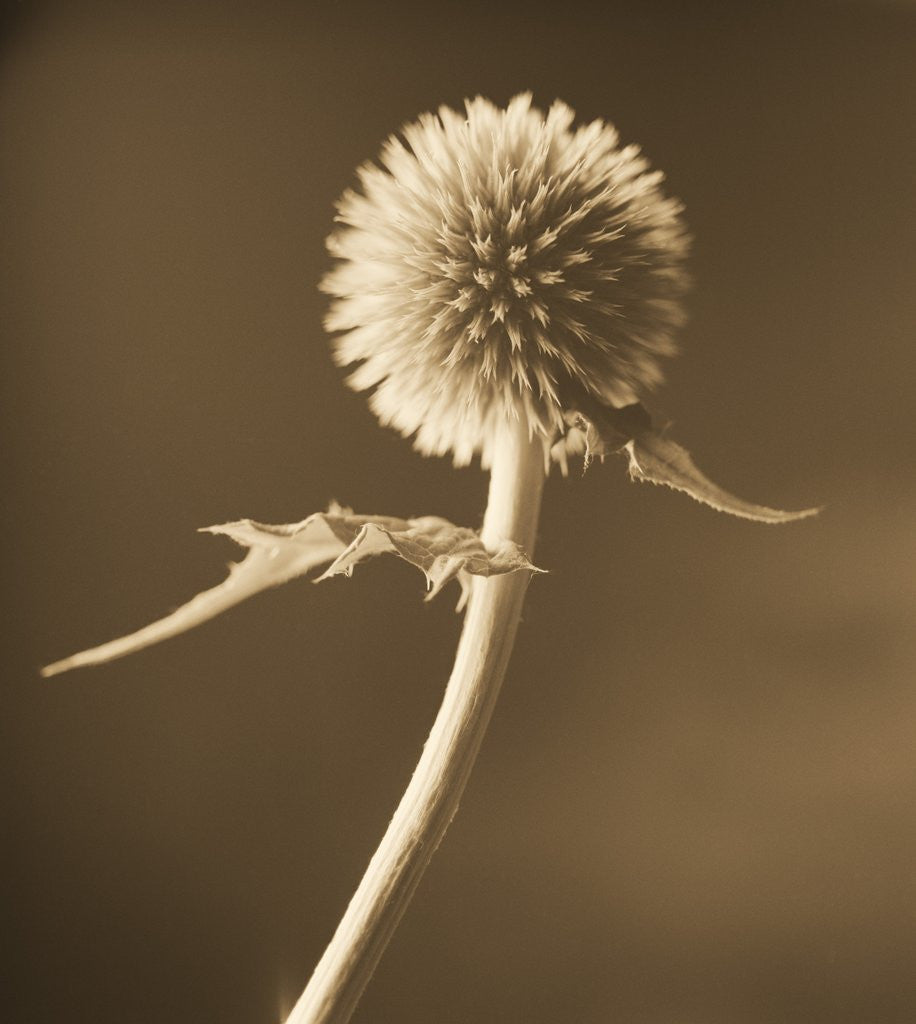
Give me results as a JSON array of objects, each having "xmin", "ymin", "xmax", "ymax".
[{"xmin": 322, "ymin": 92, "xmax": 691, "ymax": 466}]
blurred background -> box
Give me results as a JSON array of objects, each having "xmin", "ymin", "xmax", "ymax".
[{"xmin": 3, "ymin": 1, "xmax": 915, "ymax": 1021}]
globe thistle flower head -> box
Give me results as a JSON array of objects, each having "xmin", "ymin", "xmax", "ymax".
[{"xmin": 322, "ymin": 93, "xmax": 690, "ymax": 467}]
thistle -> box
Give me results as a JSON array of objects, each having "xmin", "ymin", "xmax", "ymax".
[
  {"xmin": 43, "ymin": 94, "xmax": 817, "ymax": 1023},
  {"xmin": 323, "ymin": 92, "xmax": 689, "ymax": 468}
]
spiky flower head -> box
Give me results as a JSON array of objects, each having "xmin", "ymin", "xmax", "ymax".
[{"xmin": 322, "ymin": 93, "xmax": 690, "ymax": 467}]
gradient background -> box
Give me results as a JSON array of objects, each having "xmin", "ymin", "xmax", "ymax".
[{"xmin": 4, "ymin": 2, "xmax": 916, "ymax": 1021}]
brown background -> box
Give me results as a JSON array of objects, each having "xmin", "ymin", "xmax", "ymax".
[{"xmin": 4, "ymin": 1, "xmax": 916, "ymax": 1022}]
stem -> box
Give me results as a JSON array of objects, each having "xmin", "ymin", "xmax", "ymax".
[{"xmin": 286, "ymin": 415, "xmax": 546, "ymax": 1024}]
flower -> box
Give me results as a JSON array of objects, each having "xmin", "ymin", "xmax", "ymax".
[{"xmin": 322, "ymin": 92, "xmax": 690, "ymax": 467}]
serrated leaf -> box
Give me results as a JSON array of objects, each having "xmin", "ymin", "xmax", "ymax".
[
  {"xmin": 317, "ymin": 516, "xmax": 542, "ymax": 611},
  {"xmin": 41, "ymin": 505, "xmax": 540, "ymax": 677},
  {"xmin": 563, "ymin": 399, "xmax": 820, "ymax": 524}
]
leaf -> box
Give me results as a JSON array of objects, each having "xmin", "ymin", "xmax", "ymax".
[
  {"xmin": 317, "ymin": 516, "xmax": 543, "ymax": 611},
  {"xmin": 563, "ymin": 400, "xmax": 820, "ymax": 524},
  {"xmin": 41, "ymin": 505, "xmax": 540, "ymax": 677}
]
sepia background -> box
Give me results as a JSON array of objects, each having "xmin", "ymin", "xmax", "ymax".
[{"xmin": 3, "ymin": 2, "xmax": 916, "ymax": 1021}]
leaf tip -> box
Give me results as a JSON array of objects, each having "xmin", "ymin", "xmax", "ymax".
[{"xmin": 766, "ymin": 504, "xmax": 824, "ymax": 524}]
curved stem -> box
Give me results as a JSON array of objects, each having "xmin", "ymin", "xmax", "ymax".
[{"xmin": 287, "ymin": 416, "xmax": 546, "ymax": 1024}]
